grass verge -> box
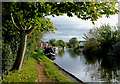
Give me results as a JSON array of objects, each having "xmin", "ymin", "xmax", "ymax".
[
  {"xmin": 32, "ymin": 50, "xmax": 72, "ymax": 82},
  {"xmin": 2, "ymin": 57, "xmax": 39, "ymax": 83}
]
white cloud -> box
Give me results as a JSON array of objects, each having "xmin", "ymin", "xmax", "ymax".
[
  {"xmin": 44, "ymin": 14, "xmax": 118, "ymax": 42},
  {"xmin": 47, "ymin": 14, "xmax": 118, "ymax": 28}
]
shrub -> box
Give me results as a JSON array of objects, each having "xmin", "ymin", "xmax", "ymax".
[
  {"xmin": 2, "ymin": 44, "xmax": 15, "ymax": 75},
  {"xmin": 83, "ymin": 38, "xmax": 101, "ymax": 56},
  {"xmin": 83, "ymin": 24, "xmax": 118, "ymax": 56}
]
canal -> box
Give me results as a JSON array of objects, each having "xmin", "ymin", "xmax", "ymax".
[{"xmin": 54, "ymin": 49, "xmax": 120, "ymax": 82}]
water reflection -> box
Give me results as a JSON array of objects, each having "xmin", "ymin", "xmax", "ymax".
[
  {"xmin": 84, "ymin": 55, "xmax": 98, "ymax": 64},
  {"xmin": 82, "ymin": 52, "xmax": 120, "ymax": 82},
  {"xmin": 55, "ymin": 49, "xmax": 120, "ymax": 82},
  {"xmin": 57, "ymin": 49, "xmax": 65, "ymax": 57},
  {"xmin": 68, "ymin": 49, "xmax": 79, "ymax": 58},
  {"xmin": 100, "ymin": 55, "xmax": 120, "ymax": 82}
]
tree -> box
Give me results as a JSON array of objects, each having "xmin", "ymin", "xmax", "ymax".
[
  {"xmin": 3, "ymin": 2, "xmax": 57, "ymax": 71},
  {"xmin": 2, "ymin": 2, "xmax": 118, "ymax": 71},
  {"xmin": 49, "ymin": 39, "xmax": 56, "ymax": 47},
  {"xmin": 68, "ymin": 37, "xmax": 79, "ymax": 48},
  {"xmin": 56, "ymin": 40, "xmax": 66, "ymax": 49}
]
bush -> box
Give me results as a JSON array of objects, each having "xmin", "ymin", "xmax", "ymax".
[
  {"xmin": 2, "ymin": 44, "xmax": 15, "ymax": 75},
  {"xmin": 83, "ymin": 38, "xmax": 101, "ymax": 56},
  {"xmin": 83, "ymin": 24, "xmax": 118, "ymax": 56}
]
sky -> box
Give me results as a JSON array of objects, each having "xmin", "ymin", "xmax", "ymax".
[{"xmin": 43, "ymin": 14, "xmax": 118, "ymax": 42}]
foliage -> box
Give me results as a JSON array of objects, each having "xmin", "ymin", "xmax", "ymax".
[
  {"xmin": 2, "ymin": 57, "xmax": 39, "ymax": 83},
  {"xmin": 2, "ymin": 16, "xmax": 20, "ymax": 73},
  {"xmin": 2, "ymin": 28, "xmax": 44, "ymax": 75},
  {"xmin": 2, "ymin": 24, "xmax": 44, "ymax": 72},
  {"xmin": 37, "ymin": 2, "xmax": 118, "ymax": 24},
  {"xmin": 56, "ymin": 40, "xmax": 66, "ymax": 49},
  {"xmin": 25, "ymin": 29, "xmax": 44, "ymax": 60},
  {"xmin": 2, "ymin": 2, "xmax": 57, "ymax": 32},
  {"xmin": 83, "ymin": 38, "xmax": 101, "ymax": 56},
  {"xmin": 2, "ymin": 2, "xmax": 118, "ymax": 39},
  {"xmin": 111, "ymin": 42, "xmax": 120, "ymax": 57},
  {"xmin": 2, "ymin": 44, "xmax": 14, "ymax": 75},
  {"xmin": 83, "ymin": 24, "xmax": 119, "ymax": 56},
  {"xmin": 32, "ymin": 50, "xmax": 72, "ymax": 82},
  {"xmin": 73, "ymin": 45, "xmax": 83, "ymax": 53},
  {"xmin": 68, "ymin": 37, "xmax": 79, "ymax": 48},
  {"xmin": 48, "ymin": 39, "xmax": 66, "ymax": 49},
  {"xmin": 49, "ymin": 39, "xmax": 56, "ymax": 47},
  {"xmin": 3, "ymin": 2, "xmax": 118, "ymax": 35}
]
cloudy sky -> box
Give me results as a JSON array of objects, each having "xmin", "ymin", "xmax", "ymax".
[{"xmin": 43, "ymin": 14, "xmax": 118, "ymax": 42}]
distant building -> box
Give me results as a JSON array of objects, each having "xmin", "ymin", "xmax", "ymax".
[{"xmin": 38, "ymin": 40, "xmax": 51, "ymax": 48}]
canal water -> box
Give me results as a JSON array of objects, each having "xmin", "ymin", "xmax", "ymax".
[{"xmin": 54, "ymin": 49, "xmax": 120, "ymax": 82}]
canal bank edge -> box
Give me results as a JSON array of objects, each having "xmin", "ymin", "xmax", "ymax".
[
  {"xmin": 33, "ymin": 50, "xmax": 83, "ymax": 83},
  {"xmin": 54, "ymin": 62, "xmax": 83, "ymax": 83}
]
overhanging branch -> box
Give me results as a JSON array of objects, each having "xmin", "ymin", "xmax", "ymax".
[{"xmin": 11, "ymin": 13, "xmax": 20, "ymax": 31}]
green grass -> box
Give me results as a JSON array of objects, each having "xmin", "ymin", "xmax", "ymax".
[
  {"xmin": 2, "ymin": 57, "xmax": 39, "ymax": 83},
  {"xmin": 2, "ymin": 50, "xmax": 73, "ymax": 83},
  {"xmin": 32, "ymin": 50, "xmax": 72, "ymax": 82}
]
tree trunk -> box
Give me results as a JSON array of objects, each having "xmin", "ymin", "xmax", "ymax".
[
  {"xmin": 63, "ymin": 46, "xmax": 64, "ymax": 50},
  {"xmin": 10, "ymin": 31, "xmax": 27, "ymax": 71}
]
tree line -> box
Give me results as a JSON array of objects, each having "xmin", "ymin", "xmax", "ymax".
[{"xmin": 48, "ymin": 37, "xmax": 81, "ymax": 50}]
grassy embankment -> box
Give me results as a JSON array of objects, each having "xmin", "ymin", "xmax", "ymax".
[
  {"xmin": 33, "ymin": 50, "xmax": 72, "ymax": 82},
  {"xmin": 2, "ymin": 50, "xmax": 73, "ymax": 83}
]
